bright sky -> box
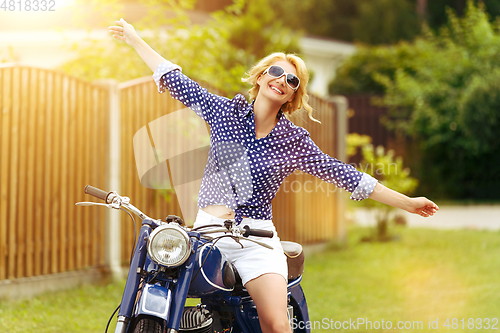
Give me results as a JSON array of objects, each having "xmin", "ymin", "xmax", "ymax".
[
  {"xmin": 0, "ymin": 1, "xmax": 112, "ymax": 67},
  {"xmin": 0, "ymin": 0, "xmax": 89, "ymax": 32}
]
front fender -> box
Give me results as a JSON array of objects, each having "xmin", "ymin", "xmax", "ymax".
[{"xmin": 134, "ymin": 284, "xmax": 172, "ymax": 321}]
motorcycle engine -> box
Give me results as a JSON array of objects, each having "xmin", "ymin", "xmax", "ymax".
[{"xmin": 179, "ymin": 306, "xmax": 213, "ymax": 333}]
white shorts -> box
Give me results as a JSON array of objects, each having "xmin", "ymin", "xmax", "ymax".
[{"xmin": 194, "ymin": 209, "xmax": 288, "ymax": 286}]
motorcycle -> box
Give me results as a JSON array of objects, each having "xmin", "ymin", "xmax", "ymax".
[{"xmin": 76, "ymin": 185, "xmax": 310, "ymax": 333}]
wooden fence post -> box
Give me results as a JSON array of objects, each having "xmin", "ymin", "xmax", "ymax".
[
  {"xmin": 94, "ymin": 79, "xmax": 122, "ymax": 280},
  {"xmin": 330, "ymin": 95, "xmax": 348, "ymax": 242}
]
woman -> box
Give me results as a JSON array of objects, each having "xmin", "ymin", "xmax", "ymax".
[{"xmin": 109, "ymin": 18, "xmax": 438, "ymax": 333}]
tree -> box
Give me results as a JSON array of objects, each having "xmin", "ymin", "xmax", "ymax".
[
  {"xmin": 60, "ymin": 0, "xmax": 300, "ymax": 95},
  {"xmin": 271, "ymin": 0, "xmax": 420, "ymax": 45},
  {"xmin": 353, "ymin": 0, "xmax": 420, "ymax": 44},
  {"xmin": 332, "ymin": 1, "xmax": 500, "ymax": 199},
  {"xmin": 426, "ymin": 0, "xmax": 500, "ymax": 30},
  {"xmin": 271, "ymin": 0, "xmax": 500, "ymax": 45},
  {"xmin": 328, "ymin": 41, "xmax": 427, "ymax": 95}
]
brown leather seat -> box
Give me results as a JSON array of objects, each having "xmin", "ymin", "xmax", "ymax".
[{"xmin": 281, "ymin": 241, "xmax": 304, "ymax": 281}]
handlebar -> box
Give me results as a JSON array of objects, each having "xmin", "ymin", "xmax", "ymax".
[
  {"xmin": 84, "ymin": 185, "xmax": 113, "ymax": 203},
  {"xmin": 197, "ymin": 223, "xmax": 274, "ymax": 249},
  {"xmin": 79, "ymin": 185, "xmax": 152, "ymax": 221},
  {"xmin": 242, "ymin": 225, "xmax": 274, "ymax": 238},
  {"xmin": 78, "ymin": 186, "xmax": 274, "ymax": 249},
  {"xmin": 195, "ymin": 225, "xmax": 274, "ymax": 239}
]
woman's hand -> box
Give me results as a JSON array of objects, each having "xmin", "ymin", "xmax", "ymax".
[
  {"xmin": 108, "ymin": 18, "xmax": 166, "ymax": 71},
  {"xmin": 405, "ymin": 197, "xmax": 439, "ymax": 217},
  {"xmin": 369, "ymin": 183, "xmax": 439, "ymax": 217},
  {"xmin": 108, "ymin": 18, "xmax": 139, "ymax": 46}
]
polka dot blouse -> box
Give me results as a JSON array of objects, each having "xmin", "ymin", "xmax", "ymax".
[{"xmin": 153, "ymin": 61, "xmax": 378, "ymax": 224}]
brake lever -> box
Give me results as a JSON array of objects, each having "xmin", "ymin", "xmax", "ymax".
[
  {"xmin": 234, "ymin": 237, "xmax": 244, "ymax": 249},
  {"xmin": 198, "ymin": 228, "xmax": 230, "ymax": 234},
  {"xmin": 235, "ymin": 236, "xmax": 274, "ymax": 250},
  {"xmin": 75, "ymin": 202, "xmax": 115, "ymax": 209}
]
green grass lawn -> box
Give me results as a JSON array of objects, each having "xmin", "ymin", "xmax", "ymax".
[
  {"xmin": 1, "ymin": 226, "xmax": 499, "ymax": 332},
  {"xmin": 302, "ymin": 226, "xmax": 500, "ymax": 332}
]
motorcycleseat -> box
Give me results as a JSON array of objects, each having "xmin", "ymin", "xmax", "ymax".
[
  {"xmin": 281, "ymin": 241, "xmax": 304, "ymax": 281},
  {"xmin": 231, "ymin": 241, "xmax": 304, "ymax": 290}
]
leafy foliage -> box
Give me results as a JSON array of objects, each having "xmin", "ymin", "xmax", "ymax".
[
  {"xmin": 333, "ymin": 1, "xmax": 500, "ymax": 200},
  {"xmin": 353, "ymin": 0, "xmax": 419, "ymax": 45},
  {"xmin": 458, "ymin": 69, "xmax": 500, "ymax": 156},
  {"xmin": 329, "ymin": 41, "xmax": 430, "ymax": 95},
  {"xmin": 271, "ymin": 0, "xmax": 420, "ymax": 45},
  {"xmin": 426, "ymin": 0, "xmax": 500, "ymax": 31},
  {"xmin": 271, "ymin": 0, "xmax": 500, "ymax": 45},
  {"xmin": 60, "ymin": 0, "xmax": 300, "ymax": 96},
  {"xmin": 380, "ymin": 1, "xmax": 500, "ymax": 199}
]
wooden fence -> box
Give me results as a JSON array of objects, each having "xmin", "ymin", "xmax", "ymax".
[
  {"xmin": 0, "ymin": 65, "xmax": 346, "ymax": 280},
  {"xmin": 0, "ymin": 65, "xmax": 109, "ymax": 280}
]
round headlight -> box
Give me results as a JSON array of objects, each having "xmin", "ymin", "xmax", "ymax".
[{"xmin": 147, "ymin": 224, "xmax": 191, "ymax": 267}]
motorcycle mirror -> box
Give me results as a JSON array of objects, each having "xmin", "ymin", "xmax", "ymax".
[{"xmin": 165, "ymin": 215, "xmax": 184, "ymax": 226}]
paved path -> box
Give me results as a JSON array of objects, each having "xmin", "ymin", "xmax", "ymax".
[{"xmin": 350, "ymin": 205, "xmax": 500, "ymax": 231}]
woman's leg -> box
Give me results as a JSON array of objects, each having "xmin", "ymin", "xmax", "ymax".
[{"xmin": 244, "ymin": 273, "xmax": 292, "ymax": 333}]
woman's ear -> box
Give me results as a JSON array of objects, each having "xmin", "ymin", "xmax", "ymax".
[{"xmin": 256, "ymin": 74, "xmax": 262, "ymax": 86}]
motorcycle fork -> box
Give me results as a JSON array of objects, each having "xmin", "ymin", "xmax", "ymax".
[
  {"xmin": 115, "ymin": 222, "xmax": 152, "ymax": 333},
  {"xmin": 165, "ymin": 236, "xmax": 198, "ymax": 332}
]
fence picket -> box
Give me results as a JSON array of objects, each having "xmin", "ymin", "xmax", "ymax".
[
  {"xmin": 33, "ymin": 69, "xmax": 46, "ymax": 277},
  {"xmin": 0, "ymin": 67, "xmax": 12, "ymax": 280},
  {"xmin": 16, "ymin": 68, "xmax": 29, "ymax": 278},
  {"xmin": 50, "ymin": 73, "xmax": 61, "ymax": 274},
  {"xmin": 75, "ymin": 82, "xmax": 84, "ymax": 270},
  {"xmin": 67, "ymin": 79, "xmax": 76, "ymax": 272},
  {"xmin": 25, "ymin": 68, "xmax": 37, "ymax": 277},
  {"xmin": 82, "ymin": 85, "xmax": 91, "ymax": 268},
  {"xmin": 59, "ymin": 75, "xmax": 69, "ymax": 273},
  {"xmin": 8, "ymin": 67, "xmax": 20, "ymax": 279}
]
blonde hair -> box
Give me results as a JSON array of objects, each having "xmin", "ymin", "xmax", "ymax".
[{"xmin": 241, "ymin": 52, "xmax": 319, "ymax": 123}]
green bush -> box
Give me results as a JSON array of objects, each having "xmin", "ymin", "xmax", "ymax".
[
  {"xmin": 329, "ymin": 41, "xmax": 428, "ymax": 95},
  {"xmin": 331, "ymin": 1, "xmax": 500, "ymax": 200}
]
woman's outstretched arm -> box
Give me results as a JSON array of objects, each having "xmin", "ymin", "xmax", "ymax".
[
  {"xmin": 108, "ymin": 18, "xmax": 242, "ymax": 124},
  {"xmin": 108, "ymin": 18, "xmax": 166, "ymax": 72},
  {"xmin": 369, "ymin": 183, "xmax": 439, "ymax": 217}
]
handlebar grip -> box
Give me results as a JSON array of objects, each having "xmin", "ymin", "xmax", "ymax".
[
  {"xmin": 84, "ymin": 185, "xmax": 111, "ymax": 202},
  {"xmin": 243, "ymin": 225, "xmax": 274, "ymax": 238}
]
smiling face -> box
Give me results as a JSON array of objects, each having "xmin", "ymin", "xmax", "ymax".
[{"xmin": 256, "ymin": 60, "xmax": 298, "ymax": 105}]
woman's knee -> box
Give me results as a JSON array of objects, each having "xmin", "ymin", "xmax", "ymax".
[
  {"xmin": 259, "ymin": 315, "xmax": 291, "ymax": 333},
  {"xmin": 245, "ymin": 274, "xmax": 291, "ymax": 332}
]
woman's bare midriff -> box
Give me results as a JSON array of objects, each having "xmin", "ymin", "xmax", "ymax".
[{"xmin": 201, "ymin": 205, "xmax": 237, "ymax": 219}]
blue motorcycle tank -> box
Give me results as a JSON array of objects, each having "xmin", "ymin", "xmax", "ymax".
[{"xmin": 188, "ymin": 239, "xmax": 234, "ymax": 297}]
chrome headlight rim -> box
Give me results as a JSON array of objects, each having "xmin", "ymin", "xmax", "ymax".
[{"xmin": 147, "ymin": 224, "xmax": 191, "ymax": 267}]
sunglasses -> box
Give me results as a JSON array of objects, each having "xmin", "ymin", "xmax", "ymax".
[{"xmin": 263, "ymin": 65, "xmax": 300, "ymax": 91}]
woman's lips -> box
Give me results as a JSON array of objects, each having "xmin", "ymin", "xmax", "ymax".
[{"xmin": 269, "ymin": 84, "xmax": 284, "ymax": 95}]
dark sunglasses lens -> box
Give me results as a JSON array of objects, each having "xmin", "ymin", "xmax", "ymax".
[
  {"xmin": 267, "ymin": 65, "xmax": 299, "ymax": 89},
  {"xmin": 268, "ymin": 65, "xmax": 284, "ymax": 77},
  {"xmin": 287, "ymin": 75, "xmax": 299, "ymax": 89}
]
